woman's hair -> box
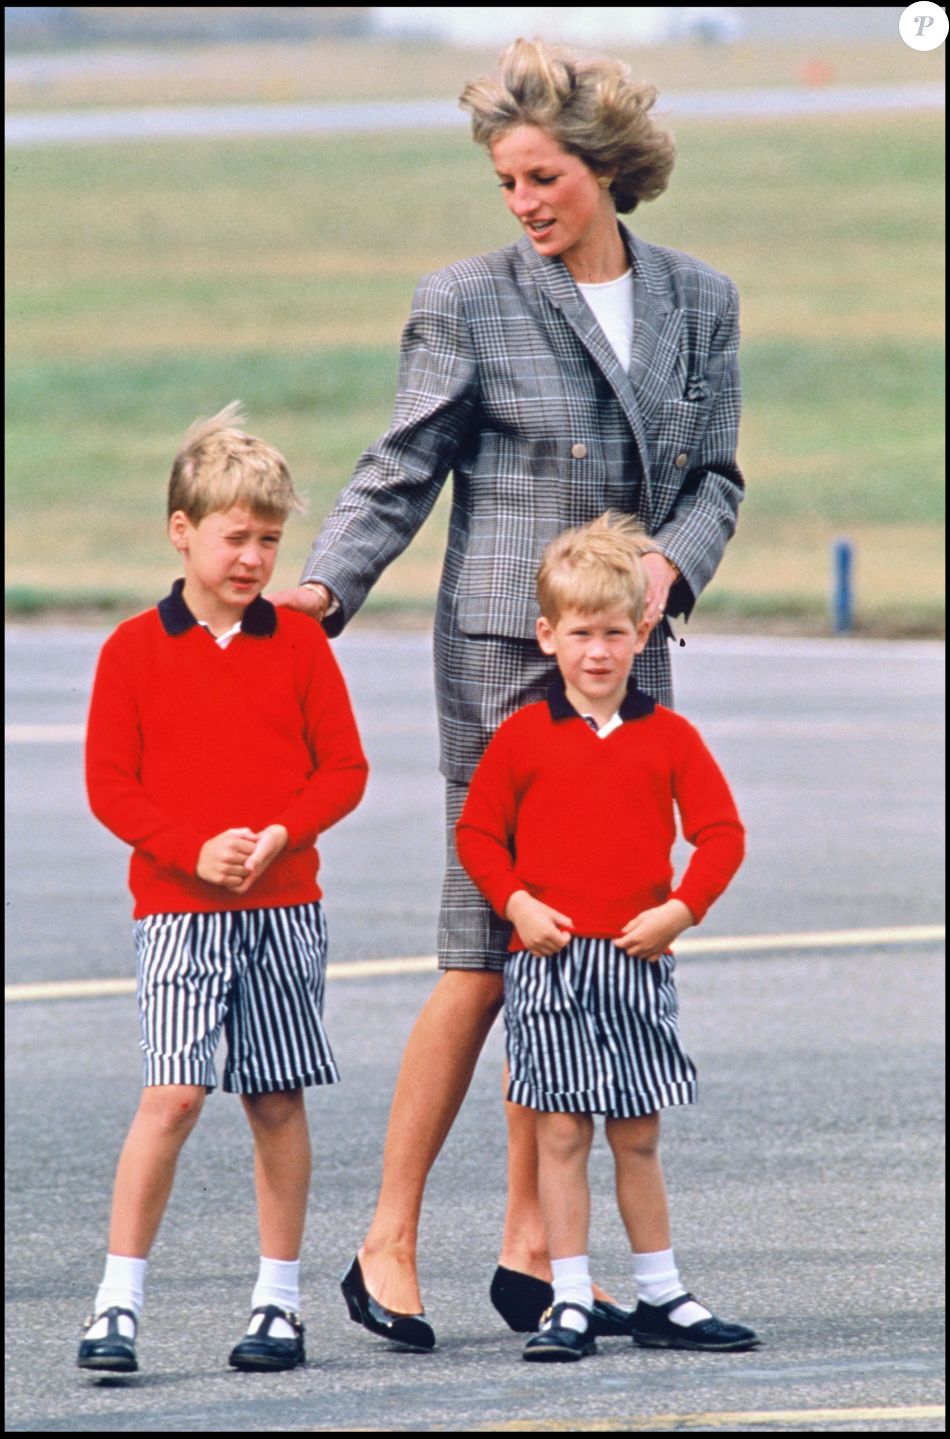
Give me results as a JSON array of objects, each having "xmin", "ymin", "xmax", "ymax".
[
  {"xmin": 167, "ymin": 401, "xmax": 304, "ymax": 523},
  {"xmin": 536, "ymin": 512, "xmax": 650, "ymax": 623},
  {"xmin": 459, "ymin": 37, "xmax": 675, "ymax": 213}
]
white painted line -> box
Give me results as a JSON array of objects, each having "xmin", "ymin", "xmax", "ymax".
[{"xmin": 5, "ymin": 927, "xmax": 944, "ymax": 1004}]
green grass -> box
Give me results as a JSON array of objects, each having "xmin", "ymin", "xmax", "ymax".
[{"xmin": 6, "ymin": 112, "xmax": 945, "ymax": 631}]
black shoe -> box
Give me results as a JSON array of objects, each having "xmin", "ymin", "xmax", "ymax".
[
  {"xmin": 77, "ymin": 1306, "xmax": 139, "ymax": 1373},
  {"xmin": 523, "ymin": 1303, "xmax": 597, "ymax": 1362},
  {"xmin": 340, "ymin": 1256, "xmax": 435, "ymax": 1352},
  {"xmin": 630, "ymin": 1294, "xmax": 760, "ymax": 1352},
  {"xmin": 490, "ymin": 1267, "xmax": 633, "ymax": 1338},
  {"xmin": 490, "ymin": 1266, "xmax": 553, "ymax": 1332},
  {"xmin": 589, "ymin": 1298, "xmax": 636, "ymax": 1338},
  {"xmin": 228, "ymin": 1304, "xmax": 306, "ymax": 1371}
]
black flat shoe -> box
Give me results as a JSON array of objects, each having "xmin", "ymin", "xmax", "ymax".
[
  {"xmin": 630, "ymin": 1294, "xmax": 760, "ymax": 1352},
  {"xmin": 523, "ymin": 1303, "xmax": 597, "ymax": 1362},
  {"xmin": 589, "ymin": 1299, "xmax": 635, "ymax": 1339},
  {"xmin": 228, "ymin": 1304, "xmax": 306, "ymax": 1371},
  {"xmin": 490, "ymin": 1267, "xmax": 633, "ymax": 1338},
  {"xmin": 340, "ymin": 1256, "xmax": 435, "ymax": 1352},
  {"xmin": 77, "ymin": 1306, "xmax": 138, "ymax": 1373},
  {"xmin": 490, "ymin": 1266, "xmax": 553, "ymax": 1332}
]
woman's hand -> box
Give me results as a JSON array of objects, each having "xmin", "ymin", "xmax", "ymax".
[
  {"xmin": 505, "ymin": 890, "xmax": 573, "ymax": 957},
  {"xmin": 641, "ymin": 552, "xmax": 679, "ymax": 632},
  {"xmin": 266, "ymin": 583, "xmax": 333, "ymax": 620}
]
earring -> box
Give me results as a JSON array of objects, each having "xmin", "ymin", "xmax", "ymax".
[{"xmin": 598, "ymin": 175, "xmax": 612, "ymax": 189}]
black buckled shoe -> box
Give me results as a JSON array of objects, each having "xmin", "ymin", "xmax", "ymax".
[
  {"xmin": 630, "ymin": 1294, "xmax": 760, "ymax": 1352},
  {"xmin": 523, "ymin": 1303, "xmax": 597, "ymax": 1362},
  {"xmin": 340, "ymin": 1256, "xmax": 435, "ymax": 1352},
  {"xmin": 77, "ymin": 1306, "xmax": 139, "ymax": 1373},
  {"xmin": 228, "ymin": 1304, "xmax": 306, "ymax": 1371}
]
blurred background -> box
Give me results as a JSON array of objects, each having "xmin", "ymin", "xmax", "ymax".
[{"xmin": 5, "ymin": 6, "xmax": 945, "ymax": 633}]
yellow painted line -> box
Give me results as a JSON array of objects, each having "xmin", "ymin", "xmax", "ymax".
[
  {"xmin": 5, "ymin": 723, "xmax": 85, "ymax": 742},
  {"xmin": 466, "ymin": 1406, "xmax": 946, "ymax": 1432},
  {"xmin": 6, "ymin": 926, "xmax": 943, "ymax": 1004}
]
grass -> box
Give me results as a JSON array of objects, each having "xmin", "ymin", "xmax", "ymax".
[{"xmin": 5, "ymin": 104, "xmax": 945, "ymax": 633}]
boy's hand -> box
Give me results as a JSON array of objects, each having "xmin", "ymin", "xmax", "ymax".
[
  {"xmin": 505, "ymin": 890, "xmax": 573, "ymax": 958},
  {"xmin": 615, "ymin": 899, "xmax": 694, "ymax": 961},
  {"xmin": 197, "ymin": 828, "xmax": 258, "ymax": 889},
  {"xmin": 234, "ymin": 824, "xmax": 289, "ymax": 894}
]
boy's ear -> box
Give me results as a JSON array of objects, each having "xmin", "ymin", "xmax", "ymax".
[
  {"xmin": 536, "ymin": 615, "xmax": 557, "ymax": 655},
  {"xmin": 168, "ymin": 510, "xmax": 192, "ymax": 552}
]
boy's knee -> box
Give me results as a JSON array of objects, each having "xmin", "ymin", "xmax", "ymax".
[
  {"xmin": 538, "ymin": 1111, "xmax": 593, "ymax": 1161},
  {"xmin": 242, "ymin": 1088, "xmax": 305, "ymax": 1131},
  {"xmin": 606, "ymin": 1113, "xmax": 661, "ymax": 1159},
  {"xmin": 139, "ymin": 1084, "xmax": 206, "ymax": 1135}
]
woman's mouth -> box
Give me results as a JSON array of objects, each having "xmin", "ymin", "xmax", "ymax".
[{"xmin": 526, "ymin": 220, "xmax": 555, "ymax": 236}]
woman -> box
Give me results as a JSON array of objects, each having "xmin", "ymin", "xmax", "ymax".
[{"xmin": 273, "ymin": 38, "xmax": 744, "ymax": 1349}]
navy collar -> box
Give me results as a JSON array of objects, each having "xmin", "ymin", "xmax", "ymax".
[
  {"xmin": 545, "ymin": 672, "xmax": 655, "ymax": 724},
  {"xmin": 157, "ymin": 578, "xmax": 277, "ymax": 638}
]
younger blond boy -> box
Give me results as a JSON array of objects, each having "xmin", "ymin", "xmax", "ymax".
[
  {"xmin": 78, "ymin": 405, "xmax": 368, "ymax": 1373},
  {"xmin": 457, "ymin": 513, "xmax": 758, "ymax": 1361}
]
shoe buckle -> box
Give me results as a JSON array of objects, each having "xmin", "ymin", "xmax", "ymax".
[{"xmin": 538, "ymin": 1305, "xmax": 554, "ymax": 1329}]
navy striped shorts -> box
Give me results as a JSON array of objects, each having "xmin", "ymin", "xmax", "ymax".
[
  {"xmin": 504, "ymin": 937, "xmax": 697, "ymax": 1118},
  {"xmin": 133, "ymin": 903, "xmax": 339, "ymax": 1095}
]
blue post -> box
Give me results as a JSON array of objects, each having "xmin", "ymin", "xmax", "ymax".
[{"xmin": 832, "ymin": 539, "xmax": 853, "ymax": 634}]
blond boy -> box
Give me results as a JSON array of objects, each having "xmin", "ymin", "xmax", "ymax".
[
  {"xmin": 457, "ymin": 513, "xmax": 758, "ymax": 1361},
  {"xmin": 78, "ymin": 405, "xmax": 367, "ymax": 1373}
]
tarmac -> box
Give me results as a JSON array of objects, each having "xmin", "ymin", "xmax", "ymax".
[{"xmin": 4, "ymin": 625, "xmax": 945, "ymax": 1431}]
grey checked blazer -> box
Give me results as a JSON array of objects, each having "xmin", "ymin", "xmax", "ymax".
[{"xmin": 303, "ymin": 222, "xmax": 744, "ymax": 782}]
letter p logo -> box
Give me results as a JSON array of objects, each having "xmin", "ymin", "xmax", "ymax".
[{"xmin": 900, "ymin": 2, "xmax": 949, "ymax": 49}]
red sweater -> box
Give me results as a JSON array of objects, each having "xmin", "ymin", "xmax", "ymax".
[
  {"xmin": 85, "ymin": 587, "xmax": 368, "ymax": 918},
  {"xmin": 456, "ymin": 682, "xmax": 744, "ymax": 949}
]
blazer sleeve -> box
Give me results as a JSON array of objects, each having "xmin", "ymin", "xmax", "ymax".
[
  {"xmin": 650, "ymin": 279, "xmax": 744, "ymax": 618},
  {"xmin": 301, "ymin": 270, "xmax": 479, "ymax": 633}
]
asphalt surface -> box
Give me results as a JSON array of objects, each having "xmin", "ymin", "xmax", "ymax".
[{"xmin": 4, "ymin": 626, "xmax": 946, "ymax": 1432}]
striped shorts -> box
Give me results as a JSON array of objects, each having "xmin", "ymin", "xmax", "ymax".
[
  {"xmin": 504, "ymin": 937, "xmax": 697, "ymax": 1118},
  {"xmin": 133, "ymin": 903, "xmax": 339, "ymax": 1095}
]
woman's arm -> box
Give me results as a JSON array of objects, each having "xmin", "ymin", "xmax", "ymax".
[{"xmin": 276, "ymin": 271, "xmax": 479, "ymax": 631}]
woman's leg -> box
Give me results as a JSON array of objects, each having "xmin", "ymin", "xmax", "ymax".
[{"xmin": 359, "ymin": 968, "xmax": 504, "ymax": 1313}]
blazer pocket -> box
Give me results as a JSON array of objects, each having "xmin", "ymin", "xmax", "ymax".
[{"xmin": 648, "ymin": 395, "xmax": 714, "ymax": 462}]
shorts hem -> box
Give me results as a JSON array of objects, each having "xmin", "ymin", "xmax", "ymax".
[
  {"xmin": 222, "ymin": 1066, "xmax": 341, "ymax": 1095},
  {"xmin": 506, "ymin": 1079, "xmax": 698, "ymax": 1117}
]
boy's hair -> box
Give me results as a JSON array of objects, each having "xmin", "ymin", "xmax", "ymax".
[
  {"xmin": 537, "ymin": 512, "xmax": 651, "ymax": 623},
  {"xmin": 167, "ymin": 401, "xmax": 304, "ymax": 523}
]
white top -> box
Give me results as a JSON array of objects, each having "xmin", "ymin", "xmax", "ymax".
[
  {"xmin": 582, "ymin": 711, "xmax": 624, "ymax": 739},
  {"xmin": 199, "ymin": 618, "xmax": 243, "ymax": 649},
  {"xmin": 577, "ymin": 269, "xmax": 634, "ymax": 371}
]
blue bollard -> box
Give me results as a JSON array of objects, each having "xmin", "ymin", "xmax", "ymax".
[{"xmin": 832, "ymin": 539, "xmax": 853, "ymax": 634}]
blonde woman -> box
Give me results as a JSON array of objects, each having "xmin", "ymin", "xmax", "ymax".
[{"xmin": 275, "ymin": 38, "xmax": 744, "ymax": 1350}]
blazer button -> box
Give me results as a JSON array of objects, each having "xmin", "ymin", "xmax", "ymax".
[
  {"xmin": 674, "ymin": 452, "xmax": 689, "ymax": 468},
  {"xmin": 571, "ymin": 443, "xmax": 588, "ymax": 459}
]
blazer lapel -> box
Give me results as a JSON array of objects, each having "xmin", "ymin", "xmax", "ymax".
[{"xmin": 518, "ymin": 227, "xmax": 684, "ymax": 519}]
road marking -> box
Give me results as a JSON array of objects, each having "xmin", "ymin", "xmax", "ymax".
[
  {"xmin": 468, "ymin": 1406, "xmax": 946, "ymax": 1432},
  {"xmin": 4, "ymin": 925, "xmax": 944, "ymax": 1003},
  {"xmin": 5, "ymin": 723, "xmax": 86, "ymax": 742}
]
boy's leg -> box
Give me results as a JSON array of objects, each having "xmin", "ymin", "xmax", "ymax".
[
  {"xmin": 358, "ymin": 968, "xmax": 504, "ymax": 1314},
  {"xmin": 241, "ymin": 1088, "xmax": 311, "ymax": 1261},
  {"xmin": 107, "ymin": 1083, "xmax": 207, "ymax": 1258},
  {"xmin": 606, "ymin": 1112, "xmax": 671, "ymax": 1255},
  {"xmin": 521, "ymin": 1110, "xmax": 597, "ymax": 1360},
  {"xmin": 79, "ymin": 1084, "xmax": 206, "ymax": 1364},
  {"xmin": 228, "ymin": 1088, "xmax": 310, "ymax": 1368}
]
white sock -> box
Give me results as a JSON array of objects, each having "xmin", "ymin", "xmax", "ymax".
[
  {"xmin": 632, "ymin": 1249, "xmax": 711, "ymax": 1326},
  {"xmin": 248, "ymin": 1257, "xmax": 301, "ymax": 1337},
  {"xmin": 87, "ymin": 1254, "xmax": 147, "ymax": 1339},
  {"xmin": 550, "ymin": 1255, "xmax": 593, "ymax": 1333}
]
